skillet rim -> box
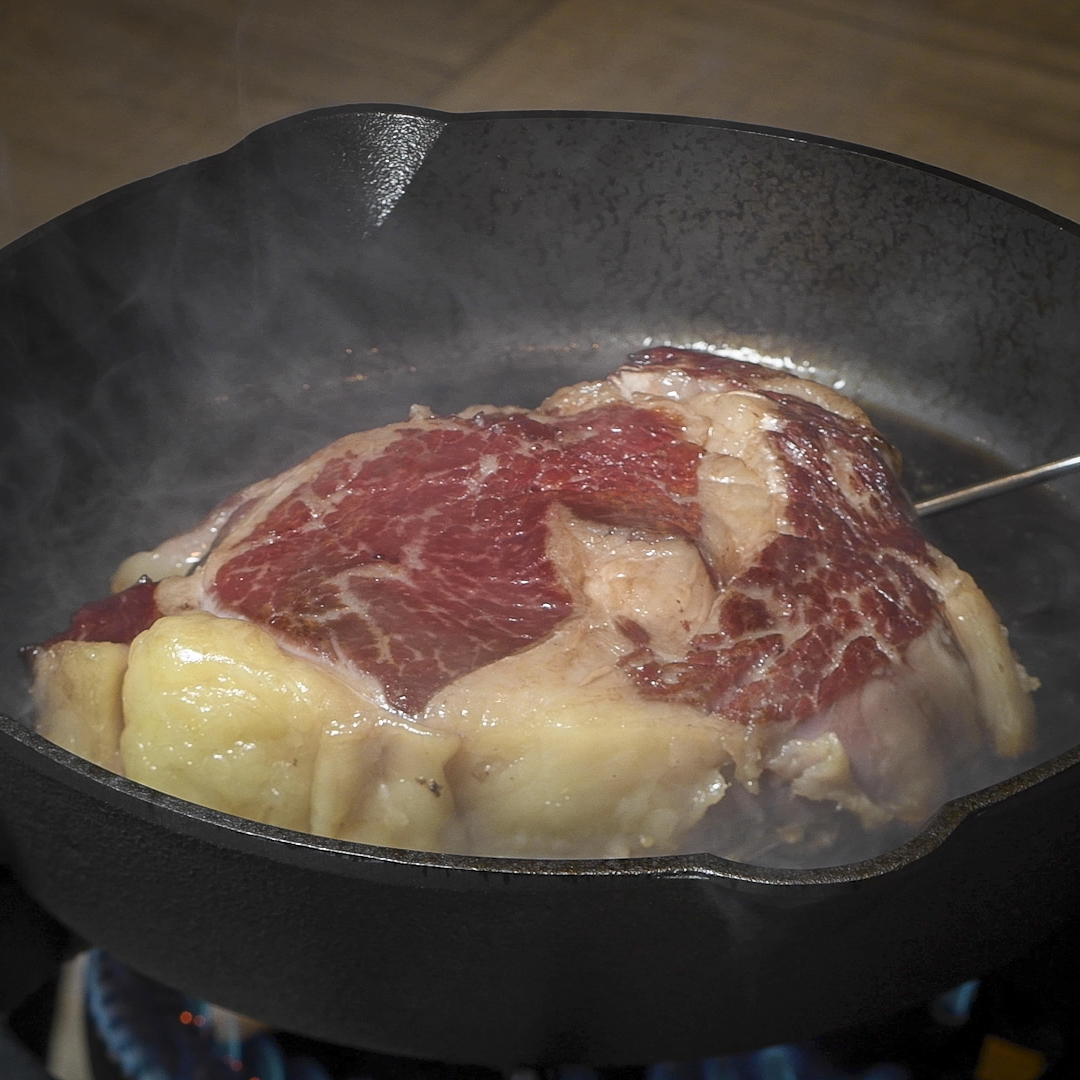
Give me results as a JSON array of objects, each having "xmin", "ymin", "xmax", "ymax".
[
  {"xmin": 1, "ymin": 104, "xmax": 1078, "ymax": 264},
  {"xmin": 1, "ymin": 104, "xmax": 1077, "ymax": 890}
]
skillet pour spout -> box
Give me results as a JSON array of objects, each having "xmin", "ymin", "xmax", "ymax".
[{"xmin": 1, "ymin": 106, "xmax": 1080, "ymax": 1066}]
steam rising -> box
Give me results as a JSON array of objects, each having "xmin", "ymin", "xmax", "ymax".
[{"xmin": 1, "ymin": 109, "xmax": 1079, "ymax": 869}]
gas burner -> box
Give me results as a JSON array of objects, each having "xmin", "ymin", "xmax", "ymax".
[{"xmin": 36, "ymin": 925, "xmax": 1072, "ymax": 1080}]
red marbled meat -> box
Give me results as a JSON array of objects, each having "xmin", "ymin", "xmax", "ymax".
[
  {"xmin": 41, "ymin": 349, "xmax": 1016, "ymax": 737},
  {"xmin": 34, "ymin": 578, "xmax": 159, "ymax": 653},
  {"xmin": 210, "ymin": 404, "xmax": 702, "ymax": 713},
  {"xmin": 619, "ymin": 348, "xmax": 938, "ymax": 726},
  {"xmin": 199, "ymin": 349, "xmax": 943, "ymax": 725},
  {"xmin": 33, "ymin": 346, "xmax": 1037, "ymax": 861}
]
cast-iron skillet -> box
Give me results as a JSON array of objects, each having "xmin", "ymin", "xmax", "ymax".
[{"xmin": 1, "ymin": 107, "xmax": 1080, "ymax": 1068}]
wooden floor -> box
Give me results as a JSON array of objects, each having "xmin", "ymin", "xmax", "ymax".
[{"xmin": 1, "ymin": 0, "xmax": 1079, "ymax": 246}]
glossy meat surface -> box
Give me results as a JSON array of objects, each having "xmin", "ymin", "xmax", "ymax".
[
  {"xmin": 208, "ymin": 403, "xmax": 702, "ymax": 714},
  {"xmin": 615, "ymin": 350, "xmax": 938, "ymax": 726},
  {"xmin": 32, "ymin": 349, "xmax": 1037, "ymax": 863}
]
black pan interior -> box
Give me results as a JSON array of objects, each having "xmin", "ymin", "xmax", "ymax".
[{"xmin": 1, "ymin": 108, "xmax": 1079, "ymax": 1065}]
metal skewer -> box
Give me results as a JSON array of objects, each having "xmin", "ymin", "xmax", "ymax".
[{"xmin": 914, "ymin": 452, "xmax": 1080, "ymax": 517}]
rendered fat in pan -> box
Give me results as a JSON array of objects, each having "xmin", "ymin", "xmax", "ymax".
[{"xmin": 0, "ymin": 107, "xmax": 1079, "ymax": 1067}]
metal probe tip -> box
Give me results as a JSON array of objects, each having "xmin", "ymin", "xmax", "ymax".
[{"xmin": 914, "ymin": 452, "xmax": 1080, "ymax": 517}]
